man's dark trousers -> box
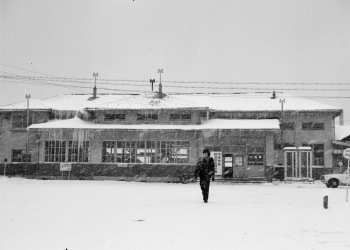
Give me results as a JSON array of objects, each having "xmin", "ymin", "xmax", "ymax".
[{"xmin": 200, "ymin": 178, "xmax": 211, "ymax": 202}]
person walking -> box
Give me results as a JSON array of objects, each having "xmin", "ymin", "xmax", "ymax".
[{"xmin": 195, "ymin": 149, "xmax": 215, "ymax": 203}]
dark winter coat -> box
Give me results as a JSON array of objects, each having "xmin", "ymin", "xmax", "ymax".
[{"xmin": 195, "ymin": 157, "xmax": 215, "ymax": 180}]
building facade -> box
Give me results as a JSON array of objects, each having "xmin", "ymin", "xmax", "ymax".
[{"xmin": 0, "ymin": 91, "xmax": 343, "ymax": 181}]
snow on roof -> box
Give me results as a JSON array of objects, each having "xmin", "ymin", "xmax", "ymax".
[
  {"xmin": 173, "ymin": 94, "xmax": 341, "ymax": 112},
  {"xmin": 335, "ymin": 125, "xmax": 350, "ymax": 141},
  {"xmin": 0, "ymin": 99, "xmax": 51, "ymax": 111},
  {"xmin": 84, "ymin": 94, "xmax": 208, "ymax": 110},
  {"xmin": 0, "ymin": 93, "xmax": 342, "ymax": 113},
  {"xmin": 28, "ymin": 117, "xmax": 280, "ymax": 130}
]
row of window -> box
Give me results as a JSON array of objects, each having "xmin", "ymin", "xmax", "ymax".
[
  {"xmin": 102, "ymin": 140, "xmax": 190, "ymax": 164},
  {"xmin": 103, "ymin": 113, "xmax": 192, "ymax": 121},
  {"xmin": 11, "ymin": 142, "xmax": 325, "ymax": 165},
  {"xmin": 42, "ymin": 140, "xmax": 190, "ymax": 164},
  {"xmin": 8, "ymin": 114, "xmax": 326, "ymax": 130},
  {"xmin": 280, "ymin": 122, "xmax": 324, "ymax": 130},
  {"xmin": 224, "ymin": 154, "xmax": 264, "ymax": 166}
]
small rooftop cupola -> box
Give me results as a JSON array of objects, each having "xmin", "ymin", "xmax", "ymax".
[{"xmin": 88, "ymin": 72, "xmax": 99, "ymax": 101}]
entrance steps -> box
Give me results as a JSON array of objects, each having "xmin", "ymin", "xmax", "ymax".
[
  {"xmin": 282, "ymin": 177, "xmax": 315, "ymax": 184},
  {"xmin": 214, "ymin": 176, "xmax": 267, "ymax": 184}
]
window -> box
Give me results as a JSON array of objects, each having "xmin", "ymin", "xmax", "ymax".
[
  {"xmin": 12, "ymin": 114, "xmax": 33, "ymax": 129},
  {"xmin": 113, "ymin": 140, "xmax": 189, "ymax": 164},
  {"xmin": 102, "ymin": 141, "xmax": 116, "ymax": 162},
  {"xmin": 116, "ymin": 141, "xmax": 146, "ymax": 163},
  {"xmin": 235, "ymin": 156, "xmax": 244, "ymax": 166},
  {"xmin": 280, "ymin": 122, "xmax": 294, "ymax": 130},
  {"xmin": 302, "ymin": 143, "xmax": 324, "ymax": 166},
  {"xmin": 44, "ymin": 141, "xmax": 66, "ymax": 162},
  {"xmin": 12, "ymin": 149, "xmax": 31, "ymax": 162},
  {"xmin": 302, "ymin": 122, "xmax": 324, "ymax": 130},
  {"xmin": 170, "ymin": 114, "xmax": 192, "ymax": 120},
  {"xmin": 104, "ymin": 114, "xmax": 125, "ymax": 121},
  {"xmin": 68, "ymin": 141, "xmax": 89, "ymax": 162},
  {"xmin": 160, "ymin": 141, "xmax": 190, "ymax": 163},
  {"xmin": 248, "ymin": 154, "xmax": 264, "ymax": 165},
  {"xmin": 90, "ymin": 111, "xmax": 96, "ymax": 120},
  {"xmin": 137, "ymin": 113, "xmax": 158, "ymax": 120}
]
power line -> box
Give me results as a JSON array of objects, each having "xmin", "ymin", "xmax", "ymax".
[
  {"xmin": 1, "ymin": 74, "xmax": 350, "ymax": 86},
  {"xmin": 0, "ymin": 79, "xmax": 149, "ymax": 94},
  {"xmin": 0, "ymin": 63, "xmax": 54, "ymax": 76},
  {"xmin": 1, "ymin": 75, "xmax": 350, "ymax": 92}
]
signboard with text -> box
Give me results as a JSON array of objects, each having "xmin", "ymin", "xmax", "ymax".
[{"xmin": 60, "ymin": 163, "xmax": 72, "ymax": 171}]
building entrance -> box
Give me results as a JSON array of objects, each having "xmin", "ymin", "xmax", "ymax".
[{"xmin": 284, "ymin": 147, "xmax": 312, "ymax": 179}]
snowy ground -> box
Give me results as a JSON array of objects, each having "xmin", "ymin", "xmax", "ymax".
[{"xmin": 1, "ymin": 177, "xmax": 350, "ymax": 250}]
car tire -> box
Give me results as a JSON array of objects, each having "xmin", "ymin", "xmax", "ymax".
[
  {"xmin": 329, "ymin": 179, "xmax": 339, "ymax": 188},
  {"xmin": 326, "ymin": 183, "xmax": 331, "ymax": 188}
]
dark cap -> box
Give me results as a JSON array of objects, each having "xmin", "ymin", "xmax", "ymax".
[{"xmin": 203, "ymin": 149, "xmax": 210, "ymax": 156}]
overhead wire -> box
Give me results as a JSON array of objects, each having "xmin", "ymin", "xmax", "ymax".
[
  {"xmin": 1, "ymin": 74, "xmax": 350, "ymax": 86},
  {"xmin": 1, "ymin": 74, "xmax": 350, "ymax": 92}
]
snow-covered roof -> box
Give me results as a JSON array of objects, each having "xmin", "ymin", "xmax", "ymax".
[
  {"xmin": 0, "ymin": 98, "xmax": 51, "ymax": 111},
  {"xmin": 335, "ymin": 125, "xmax": 350, "ymax": 141},
  {"xmin": 28, "ymin": 117, "xmax": 280, "ymax": 130},
  {"xmin": 0, "ymin": 93, "xmax": 342, "ymax": 113},
  {"xmin": 84, "ymin": 94, "xmax": 208, "ymax": 110},
  {"xmin": 174, "ymin": 94, "xmax": 341, "ymax": 112}
]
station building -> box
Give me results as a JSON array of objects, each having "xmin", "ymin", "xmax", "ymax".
[{"xmin": 0, "ymin": 88, "xmax": 346, "ymax": 181}]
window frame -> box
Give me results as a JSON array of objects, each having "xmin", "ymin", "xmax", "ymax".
[
  {"xmin": 11, "ymin": 114, "xmax": 34, "ymax": 129},
  {"xmin": 68, "ymin": 141, "xmax": 90, "ymax": 163},
  {"xmin": 12, "ymin": 149, "xmax": 31, "ymax": 163},
  {"xmin": 170, "ymin": 113, "xmax": 192, "ymax": 120},
  {"xmin": 280, "ymin": 122, "xmax": 295, "ymax": 130},
  {"xmin": 104, "ymin": 113, "xmax": 125, "ymax": 121},
  {"xmin": 302, "ymin": 143, "xmax": 325, "ymax": 166},
  {"xmin": 108, "ymin": 140, "xmax": 190, "ymax": 164},
  {"xmin": 44, "ymin": 140, "xmax": 66, "ymax": 163},
  {"xmin": 137, "ymin": 113, "xmax": 158, "ymax": 120},
  {"xmin": 247, "ymin": 153, "xmax": 264, "ymax": 166},
  {"xmin": 301, "ymin": 122, "xmax": 324, "ymax": 130}
]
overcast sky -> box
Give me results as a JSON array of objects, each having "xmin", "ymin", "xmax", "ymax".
[{"xmin": 1, "ymin": 0, "xmax": 349, "ymax": 124}]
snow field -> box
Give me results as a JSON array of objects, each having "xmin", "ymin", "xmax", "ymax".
[{"xmin": 1, "ymin": 177, "xmax": 350, "ymax": 250}]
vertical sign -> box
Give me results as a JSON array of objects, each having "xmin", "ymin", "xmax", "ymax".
[{"xmin": 212, "ymin": 152, "xmax": 222, "ymax": 175}]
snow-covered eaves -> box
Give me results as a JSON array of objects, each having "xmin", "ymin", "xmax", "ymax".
[
  {"xmin": 28, "ymin": 117, "xmax": 280, "ymax": 130},
  {"xmin": 335, "ymin": 125, "xmax": 350, "ymax": 141}
]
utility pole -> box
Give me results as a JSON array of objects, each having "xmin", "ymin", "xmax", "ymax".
[
  {"xmin": 93, "ymin": 72, "xmax": 98, "ymax": 99},
  {"xmin": 279, "ymin": 98, "xmax": 286, "ymax": 150},
  {"xmin": 25, "ymin": 94, "xmax": 31, "ymax": 168}
]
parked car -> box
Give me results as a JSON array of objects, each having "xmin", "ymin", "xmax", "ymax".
[{"xmin": 321, "ymin": 169, "xmax": 350, "ymax": 188}]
